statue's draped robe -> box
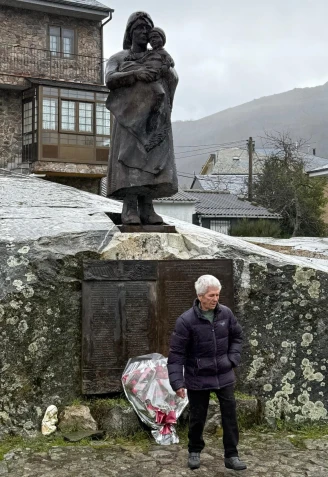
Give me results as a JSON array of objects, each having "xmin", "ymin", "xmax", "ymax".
[{"xmin": 105, "ymin": 50, "xmax": 178, "ymax": 198}]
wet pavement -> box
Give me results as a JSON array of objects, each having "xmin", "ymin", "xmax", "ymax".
[{"xmin": 0, "ymin": 432, "xmax": 328, "ymax": 477}]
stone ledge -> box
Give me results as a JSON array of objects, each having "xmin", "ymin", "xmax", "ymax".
[{"xmin": 31, "ymin": 161, "xmax": 107, "ymax": 177}]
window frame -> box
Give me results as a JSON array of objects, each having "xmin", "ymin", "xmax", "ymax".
[{"xmin": 48, "ymin": 25, "xmax": 77, "ymax": 57}]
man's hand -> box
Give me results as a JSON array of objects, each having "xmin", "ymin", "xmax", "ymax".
[{"xmin": 176, "ymin": 388, "xmax": 186, "ymax": 399}]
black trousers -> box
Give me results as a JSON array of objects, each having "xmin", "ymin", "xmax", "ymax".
[{"xmin": 187, "ymin": 386, "xmax": 239, "ymax": 458}]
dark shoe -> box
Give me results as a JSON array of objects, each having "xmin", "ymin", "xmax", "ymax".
[
  {"xmin": 122, "ymin": 195, "xmax": 141, "ymax": 225},
  {"xmin": 188, "ymin": 452, "xmax": 200, "ymax": 469},
  {"xmin": 224, "ymin": 456, "xmax": 247, "ymax": 471},
  {"xmin": 138, "ymin": 196, "xmax": 163, "ymax": 225}
]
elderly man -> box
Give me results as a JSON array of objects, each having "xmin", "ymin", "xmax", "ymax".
[{"xmin": 167, "ymin": 275, "xmax": 246, "ymax": 471}]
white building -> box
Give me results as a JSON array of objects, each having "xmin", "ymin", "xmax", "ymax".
[{"xmin": 154, "ymin": 190, "xmax": 197, "ymax": 223}]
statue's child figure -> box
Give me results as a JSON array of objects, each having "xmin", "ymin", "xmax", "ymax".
[{"xmin": 149, "ymin": 27, "xmax": 175, "ymax": 73}]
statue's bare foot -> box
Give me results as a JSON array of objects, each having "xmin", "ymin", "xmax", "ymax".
[{"xmin": 138, "ymin": 196, "xmax": 163, "ymax": 225}]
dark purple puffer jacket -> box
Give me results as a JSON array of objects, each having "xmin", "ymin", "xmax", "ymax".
[{"xmin": 167, "ymin": 299, "xmax": 243, "ymax": 391}]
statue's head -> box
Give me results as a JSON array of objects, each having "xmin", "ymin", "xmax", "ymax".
[{"xmin": 123, "ymin": 12, "xmax": 154, "ymax": 50}]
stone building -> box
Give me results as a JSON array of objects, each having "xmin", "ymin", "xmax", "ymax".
[{"xmin": 0, "ymin": 0, "xmax": 113, "ymax": 193}]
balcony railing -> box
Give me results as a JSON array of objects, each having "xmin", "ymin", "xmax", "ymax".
[{"xmin": 0, "ymin": 44, "xmax": 103, "ymax": 85}]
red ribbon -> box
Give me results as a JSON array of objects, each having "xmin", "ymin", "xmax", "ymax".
[{"xmin": 155, "ymin": 410, "xmax": 177, "ymax": 435}]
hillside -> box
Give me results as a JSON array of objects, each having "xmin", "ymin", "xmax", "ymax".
[{"xmin": 172, "ymin": 82, "xmax": 328, "ymax": 183}]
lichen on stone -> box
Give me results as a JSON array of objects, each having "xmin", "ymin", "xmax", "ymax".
[{"xmin": 301, "ymin": 333, "xmax": 313, "ymax": 347}]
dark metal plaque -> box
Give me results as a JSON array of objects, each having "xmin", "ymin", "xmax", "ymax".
[
  {"xmin": 82, "ymin": 259, "xmax": 233, "ymax": 394},
  {"xmin": 157, "ymin": 260, "xmax": 234, "ymax": 355}
]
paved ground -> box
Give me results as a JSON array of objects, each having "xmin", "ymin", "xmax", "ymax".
[{"xmin": 1, "ymin": 433, "xmax": 328, "ymax": 477}]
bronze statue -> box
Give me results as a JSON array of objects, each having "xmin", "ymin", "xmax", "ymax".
[{"xmin": 105, "ymin": 12, "xmax": 179, "ymax": 225}]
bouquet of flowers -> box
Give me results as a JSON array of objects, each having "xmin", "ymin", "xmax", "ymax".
[{"xmin": 122, "ymin": 353, "xmax": 188, "ymax": 445}]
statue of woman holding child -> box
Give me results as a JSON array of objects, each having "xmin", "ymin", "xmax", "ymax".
[{"xmin": 105, "ymin": 11, "xmax": 179, "ymax": 225}]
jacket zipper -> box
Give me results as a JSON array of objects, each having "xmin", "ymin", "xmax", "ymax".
[
  {"xmin": 198, "ymin": 312, "xmax": 220, "ymax": 388},
  {"xmin": 211, "ymin": 321, "xmax": 220, "ymax": 389}
]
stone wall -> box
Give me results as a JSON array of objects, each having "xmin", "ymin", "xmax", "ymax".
[
  {"xmin": 0, "ymin": 90, "xmax": 22, "ymax": 169},
  {"xmin": 0, "ymin": 5, "xmax": 102, "ymax": 85},
  {"xmin": 234, "ymin": 262, "xmax": 328, "ymax": 425},
  {"xmin": 0, "ymin": 173, "xmax": 327, "ymax": 436},
  {"xmin": 0, "ymin": 6, "xmax": 101, "ymax": 57}
]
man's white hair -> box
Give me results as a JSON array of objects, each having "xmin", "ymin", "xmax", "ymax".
[{"xmin": 195, "ymin": 275, "xmax": 222, "ymax": 295}]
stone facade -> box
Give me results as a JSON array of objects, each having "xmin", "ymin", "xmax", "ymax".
[
  {"xmin": 0, "ymin": 5, "xmax": 102, "ymax": 85},
  {"xmin": 0, "ymin": 90, "xmax": 22, "ymax": 169},
  {"xmin": 1, "ymin": 173, "xmax": 327, "ymax": 436},
  {"xmin": 0, "ymin": 5, "xmax": 101, "ymax": 54}
]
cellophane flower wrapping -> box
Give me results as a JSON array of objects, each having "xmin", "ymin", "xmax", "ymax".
[{"xmin": 122, "ymin": 353, "xmax": 188, "ymax": 445}]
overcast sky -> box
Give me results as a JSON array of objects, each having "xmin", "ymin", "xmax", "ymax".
[{"xmin": 102, "ymin": 0, "xmax": 328, "ymax": 122}]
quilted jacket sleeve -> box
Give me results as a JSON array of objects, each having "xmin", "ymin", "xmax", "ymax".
[
  {"xmin": 228, "ymin": 311, "xmax": 243, "ymax": 368},
  {"xmin": 167, "ymin": 316, "xmax": 191, "ymax": 391}
]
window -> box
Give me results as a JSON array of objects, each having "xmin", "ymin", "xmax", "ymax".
[
  {"xmin": 23, "ymin": 102, "xmax": 33, "ymax": 133},
  {"xmin": 79, "ymin": 102, "xmax": 93, "ymax": 132},
  {"xmin": 42, "ymin": 132, "xmax": 58, "ymax": 144},
  {"xmin": 43, "ymin": 87, "xmax": 58, "ymax": 97},
  {"xmin": 49, "ymin": 27, "xmax": 60, "ymax": 56},
  {"xmin": 42, "ymin": 98, "xmax": 58, "ymax": 130},
  {"xmin": 96, "ymin": 136, "xmax": 110, "ymax": 147},
  {"xmin": 61, "ymin": 100, "xmax": 75, "ymax": 131},
  {"xmin": 62, "ymin": 29, "xmax": 74, "ymax": 57},
  {"xmin": 49, "ymin": 26, "xmax": 75, "ymax": 57},
  {"xmin": 210, "ymin": 220, "xmax": 231, "ymax": 234},
  {"xmin": 61, "ymin": 89, "xmax": 94, "ymax": 100},
  {"xmin": 96, "ymin": 103, "xmax": 110, "ymax": 135},
  {"xmin": 60, "ymin": 134, "xmax": 93, "ymax": 146},
  {"xmin": 22, "ymin": 88, "xmax": 38, "ymax": 163}
]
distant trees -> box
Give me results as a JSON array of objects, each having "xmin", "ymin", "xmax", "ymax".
[{"xmin": 253, "ymin": 132, "xmax": 328, "ymax": 237}]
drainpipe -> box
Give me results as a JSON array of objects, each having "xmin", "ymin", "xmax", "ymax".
[{"xmin": 100, "ymin": 9, "xmax": 114, "ymax": 84}]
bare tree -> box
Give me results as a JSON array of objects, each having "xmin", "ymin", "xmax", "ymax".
[{"xmin": 253, "ymin": 132, "xmax": 327, "ymax": 237}]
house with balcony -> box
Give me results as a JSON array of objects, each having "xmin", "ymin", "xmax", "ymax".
[{"xmin": 0, "ymin": 0, "xmax": 113, "ymax": 193}]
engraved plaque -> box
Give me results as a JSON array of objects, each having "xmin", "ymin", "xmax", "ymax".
[
  {"xmin": 82, "ymin": 259, "xmax": 233, "ymax": 394},
  {"xmin": 82, "ymin": 277, "xmax": 156, "ymax": 394}
]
